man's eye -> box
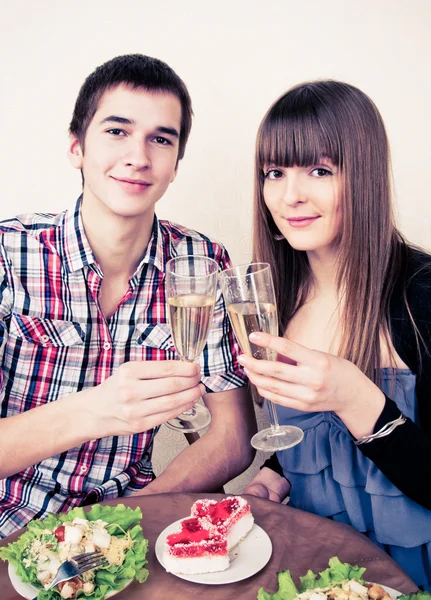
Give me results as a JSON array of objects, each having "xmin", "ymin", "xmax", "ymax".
[
  {"xmin": 263, "ymin": 169, "xmax": 283, "ymax": 180},
  {"xmin": 107, "ymin": 129, "xmax": 125, "ymax": 136},
  {"xmin": 310, "ymin": 167, "xmax": 332, "ymax": 177},
  {"xmin": 154, "ymin": 136, "xmax": 171, "ymax": 145}
]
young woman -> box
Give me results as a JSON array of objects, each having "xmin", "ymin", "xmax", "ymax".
[{"xmin": 240, "ymin": 80, "xmax": 431, "ymax": 590}]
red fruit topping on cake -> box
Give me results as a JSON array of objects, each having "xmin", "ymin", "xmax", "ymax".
[{"xmin": 163, "ymin": 496, "xmax": 254, "ymax": 575}]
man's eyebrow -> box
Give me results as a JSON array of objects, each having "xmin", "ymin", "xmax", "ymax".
[
  {"xmin": 156, "ymin": 126, "xmax": 179, "ymax": 138},
  {"xmin": 100, "ymin": 115, "xmax": 135, "ymax": 125},
  {"xmin": 99, "ymin": 117, "xmax": 179, "ymax": 139}
]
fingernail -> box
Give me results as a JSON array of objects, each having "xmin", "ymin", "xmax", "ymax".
[
  {"xmin": 199, "ymin": 384, "xmax": 206, "ymax": 394},
  {"xmin": 238, "ymin": 355, "xmax": 247, "ymax": 365},
  {"xmin": 249, "ymin": 332, "xmax": 261, "ymax": 341}
]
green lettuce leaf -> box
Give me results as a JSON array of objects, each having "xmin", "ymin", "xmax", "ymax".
[
  {"xmin": 399, "ymin": 593, "xmax": 431, "ymax": 600},
  {"xmin": 0, "ymin": 503, "xmax": 149, "ymax": 599},
  {"xmin": 257, "ymin": 556, "xmax": 366, "ymax": 600}
]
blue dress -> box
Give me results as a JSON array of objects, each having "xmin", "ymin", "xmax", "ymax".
[{"xmin": 274, "ymin": 368, "xmax": 431, "ymax": 590}]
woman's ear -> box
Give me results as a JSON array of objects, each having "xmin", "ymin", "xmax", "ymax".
[{"xmin": 67, "ymin": 134, "xmax": 84, "ymax": 169}]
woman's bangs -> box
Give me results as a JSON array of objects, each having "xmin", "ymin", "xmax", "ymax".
[{"xmin": 258, "ymin": 108, "xmax": 340, "ymax": 171}]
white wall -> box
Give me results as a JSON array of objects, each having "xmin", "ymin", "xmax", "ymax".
[
  {"xmin": 1, "ymin": 0, "xmax": 430, "ymax": 490},
  {"xmin": 1, "ymin": 0, "xmax": 430, "ymax": 263}
]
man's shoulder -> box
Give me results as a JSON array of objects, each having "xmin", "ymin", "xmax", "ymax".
[
  {"xmin": 159, "ymin": 219, "xmax": 227, "ymax": 254},
  {"xmin": 0, "ymin": 210, "xmax": 65, "ymax": 238}
]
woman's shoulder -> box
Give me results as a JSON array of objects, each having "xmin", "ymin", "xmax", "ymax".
[{"xmin": 396, "ymin": 244, "xmax": 431, "ymax": 301}]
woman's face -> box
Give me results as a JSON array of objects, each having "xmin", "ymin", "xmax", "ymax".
[{"xmin": 263, "ymin": 157, "xmax": 343, "ymax": 255}]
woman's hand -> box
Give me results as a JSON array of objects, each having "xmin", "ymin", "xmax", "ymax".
[
  {"xmin": 238, "ymin": 332, "xmax": 386, "ymax": 439},
  {"xmin": 244, "ymin": 467, "xmax": 291, "ymax": 503}
]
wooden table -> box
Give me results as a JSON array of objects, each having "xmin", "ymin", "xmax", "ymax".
[{"xmin": 0, "ymin": 492, "xmax": 418, "ymax": 599}]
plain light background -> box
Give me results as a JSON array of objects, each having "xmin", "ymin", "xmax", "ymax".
[{"xmin": 1, "ymin": 0, "xmax": 430, "ymax": 490}]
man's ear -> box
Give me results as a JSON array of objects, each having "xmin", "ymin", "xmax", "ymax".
[{"xmin": 67, "ymin": 134, "xmax": 84, "ymax": 169}]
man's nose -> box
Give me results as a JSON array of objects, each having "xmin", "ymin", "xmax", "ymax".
[{"xmin": 124, "ymin": 138, "xmax": 151, "ymax": 169}]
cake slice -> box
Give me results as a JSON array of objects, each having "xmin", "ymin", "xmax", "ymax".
[
  {"xmin": 163, "ymin": 517, "xmax": 229, "ymax": 575},
  {"xmin": 191, "ymin": 496, "xmax": 254, "ymax": 550}
]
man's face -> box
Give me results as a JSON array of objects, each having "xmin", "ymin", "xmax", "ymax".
[{"xmin": 68, "ymin": 84, "xmax": 182, "ymax": 220}]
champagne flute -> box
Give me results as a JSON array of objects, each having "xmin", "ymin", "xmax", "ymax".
[
  {"xmin": 220, "ymin": 262, "xmax": 304, "ymax": 451},
  {"xmin": 165, "ymin": 255, "xmax": 218, "ymax": 433}
]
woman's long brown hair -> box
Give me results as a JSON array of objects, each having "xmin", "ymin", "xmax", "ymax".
[{"xmin": 253, "ymin": 80, "xmax": 403, "ymax": 383}]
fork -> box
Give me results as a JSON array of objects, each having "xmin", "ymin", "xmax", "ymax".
[{"xmin": 31, "ymin": 551, "xmax": 107, "ymax": 599}]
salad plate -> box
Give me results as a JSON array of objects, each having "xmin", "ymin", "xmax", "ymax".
[
  {"xmin": 380, "ymin": 585, "xmax": 402, "ymax": 598},
  {"xmin": 0, "ymin": 504, "xmax": 148, "ymax": 599},
  {"xmin": 9, "ymin": 562, "xmax": 132, "ymax": 599},
  {"xmin": 155, "ymin": 519, "xmax": 272, "ymax": 585},
  {"xmin": 256, "ymin": 557, "xmax": 409, "ymax": 600}
]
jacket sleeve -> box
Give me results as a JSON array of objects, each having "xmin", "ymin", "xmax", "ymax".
[
  {"xmin": 358, "ymin": 395, "xmax": 431, "ymax": 509},
  {"xmin": 356, "ymin": 247, "xmax": 431, "ymax": 509}
]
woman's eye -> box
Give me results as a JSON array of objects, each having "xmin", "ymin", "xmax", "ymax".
[
  {"xmin": 310, "ymin": 167, "xmax": 332, "ymax": 177},
  {"xmin": 264, "ymin": 169, "xmax": 284, "ymax": 180},
  {"xmin": 107, "ymin": 129, "xmax": 125, "ymax": 136}
]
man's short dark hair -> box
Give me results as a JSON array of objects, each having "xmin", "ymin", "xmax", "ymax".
[{"xmin": 69, "ymin": 54, "xmax": 193, "ymax": 161}]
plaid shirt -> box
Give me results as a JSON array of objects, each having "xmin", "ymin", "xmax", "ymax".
[{"xmin": 0, "ymin": 198, "xmax": 245, "ymax": 538}]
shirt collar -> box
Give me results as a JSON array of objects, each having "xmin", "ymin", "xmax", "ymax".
[
  {"xmin": 61, "ymin": 196, "xmax": 97, "ymax": 274},
  {"xmin": 131, "ymin": 215, "xmax": 165, "ymax": 280},
  {"xmin": 61, "ymin": 197, "xmax": 166, "ymax": 277}
]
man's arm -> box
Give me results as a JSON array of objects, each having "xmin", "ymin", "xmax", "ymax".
[
  {"xmin": 136, "ymin": 386, "xmax": 257, "ymax": 495},
  {"xmin": 0, "ymin": 361, "xmax": 203, "ymax": 479}
]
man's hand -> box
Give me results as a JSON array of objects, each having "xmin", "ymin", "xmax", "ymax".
[
  {"xmin": 87, "ymin": 360, "xmax": 204, "ymax": 438},
  {"xmin": 244, "ymin": 467, "xmax": 291, "ymax": 503}
]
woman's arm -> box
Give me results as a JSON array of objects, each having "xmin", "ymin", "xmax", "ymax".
[{"xmin": 239, "ymin": 331, "xmax": 431, "ymax": 509}]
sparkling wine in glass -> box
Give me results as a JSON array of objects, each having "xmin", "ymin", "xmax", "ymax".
[
  {"xmin": 165, "ymin": 255, "xmax": 218, "ymax": 433},
  {"xmin": 220, "ymin": 262, "xmax": 304, "ymax": 451}
]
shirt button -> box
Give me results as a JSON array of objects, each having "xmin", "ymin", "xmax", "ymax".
[
  {"xmin": 40, "ymin": 335, "xmax": 50, "ymax": 344},
  {"xmin": 80, "ymin": 465, "xmax": 88, "ymax": 474},
  {"xmin": 103, "ymin": 341, "xmax": 111, "ymax": 350}
]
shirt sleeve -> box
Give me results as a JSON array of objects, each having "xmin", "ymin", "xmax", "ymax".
[
  {"xmin": 0, "ymin": 247, "xmax": 12, "ymax": 389},
  {"xmin": 199, "ymin": 244, "xmax": 247, "ymax": 393}
]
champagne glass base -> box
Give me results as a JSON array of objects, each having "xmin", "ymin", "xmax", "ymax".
[
  {"xmin": 165, "ymin": 402, "xmax": 212, "ymax": 433},
  {"xmin": 251, "ymin": 425, "xmax": 304, "ymax": 452}
]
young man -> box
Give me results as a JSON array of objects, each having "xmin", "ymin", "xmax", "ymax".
[{"xmin": 0, "ymin": 54, "xmax": 256, "ymax": 538}]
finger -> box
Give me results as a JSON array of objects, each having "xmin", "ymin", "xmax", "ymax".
[
  {"xmin": 239, "ymin": 354, "xmax": 310, "ymax": 386},
  {"xmin": 136, "ymin": 396, "xmax": 203, "ymax": 432},
  {"xmin": 131, "ymin": 384, "xmax": 205, "ymax": 421},
  {"xmin": 253, "ymin": 385, "xmax": 308, "ymax": 411},
  {"xmin": 243, "ymin": 483, "xmax": 270, "ymax": 499},
  {"xmin": 245, "ymin": 369, "xmax": 312, "ymax": 402},
  {"xmin": 249, "ymin": 332, "xmax": 315, "ymax": 365},
  {"xmin": 131, "ymin": 377, "xmax": 204, "ymax": 402},
  {"xmin": 119, "ymin": 360, "xmax": 200, "ymax": 380}
]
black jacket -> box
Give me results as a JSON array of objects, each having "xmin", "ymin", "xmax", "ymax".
[{"xmin": 263, "ymin": 245, "xmax": 431, "ymax": 509}]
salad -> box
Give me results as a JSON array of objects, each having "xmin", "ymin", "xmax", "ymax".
[
  {"xmin": 0, "ymin": 503, "xmax": 148, "ymax": 599},
  {"xmin": 257, "ymin": 556, "xmax": 431, "ymax": 600}
]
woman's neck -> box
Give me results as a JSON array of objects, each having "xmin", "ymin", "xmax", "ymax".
[{"xmin": 306, "ymin": 247, "xmax": 339, "ymax": 298}]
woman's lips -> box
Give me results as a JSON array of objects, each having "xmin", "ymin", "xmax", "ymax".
[{"xmin": 286, "ymin": 216, "xmax": 320, "ymax": 228}]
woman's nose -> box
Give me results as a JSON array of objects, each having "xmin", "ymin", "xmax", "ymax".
[{"xmin": 282, "ymin": 172, "xmax": 305, "ymax": 205}]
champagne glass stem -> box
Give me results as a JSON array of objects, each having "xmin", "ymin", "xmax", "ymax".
[{"xmin": 267, "ymin": 400, "xmax": 281, "ymax": 432}]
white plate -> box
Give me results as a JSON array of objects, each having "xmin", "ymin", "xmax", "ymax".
[
  {"xmin": 155, "ymin": 519, "xmax": 272, "ymax": 585},
  {"xmin": 8, "ymin": 562, "xmax": 132, "ymax": 599},
  {"xmin": 379, "ymin": 584, "xmax": 402, "ymax": 598}
]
